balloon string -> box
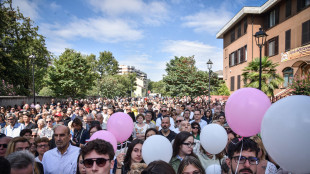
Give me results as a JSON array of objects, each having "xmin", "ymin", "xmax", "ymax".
[
  {"xmin": 235, "ymin": 137, "xmax": 244, "ymax": 174},
  {"xmin": 213, "ymin": 154, "xmax": 216, "ymax": 174}
]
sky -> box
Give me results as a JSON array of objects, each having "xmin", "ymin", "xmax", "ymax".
[{"xmin": 12, "ymin": 0, "xmax": 267, "ymax": 81}]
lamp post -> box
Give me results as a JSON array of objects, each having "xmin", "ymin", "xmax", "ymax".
[
  {"xmin": 254, "ymin": 28, "xmax": 268, "ymax": 90},
  {"xmin": 207, "ymin": 59, "xmax": 213, "ymax": 107},
  {"xmin": 29, "ymin": 55, "xmax": 36, "ymax": 104}
]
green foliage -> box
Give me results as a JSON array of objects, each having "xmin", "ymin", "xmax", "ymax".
[
  {"xmin": 0, "ymin": 0, "xmax": 51, "ymax": 95},
  {"xmin": 148, "ymin": 80, "xmax": 167, "ymax": 95},
  {"xmin": 45, "ymin": 49, "xmax": 96, "ymax": 98},
  {"xmin": 242, "ymin": 56, "xmax": 283, "ymax": 97},
  {"xmin": 213, "ymin": 81, "xmax": 230, "ymax": 96},
  {"xmin": 38, "ymin": 86, "xmax": 55, "ymax": 97},
  {"xmin": 97, "ymin": 51, "xmax": 119, "ymax": 76},
  {"xmin": 163, "ymin": 56, "xmax": 219, "ymax": 97},
  {"xmin": 95, "ymin": 73, "xmax": 137, "ymax": 98},
  {"xmin": 289, "ymin": 73, "xmax": 310, "ymax": 96}
]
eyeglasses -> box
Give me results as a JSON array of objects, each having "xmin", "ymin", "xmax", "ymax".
[
  {"xmin": 46, "ymin": 121, "xmax": 52, "ymax": 123},
  {"xmin": 7, "ymin": 119, "xmax": 14, "ymax": 121},
  {"xmin": 192, "ymin": 126, "xmax": 199, "ymax": 129},
  {"xmin": 232, "ymin": 156, "xmax": 259, "ymax": 165},
  {"xmin": 176, "ymin": 120, "xmax": 183, "ymax": 123},
  {"xmin": 161, "ymin": 110, "xmax": 167, "ymax": 112},
  {"xmin": 32, "ymin": 135, "xmax": 37, "ymax": 138},
  {"xmin": 182, "ymin": 142, "xmax": 196, "ymax": 147},
  {"xmin": 83, "ymin": 158, "xmax": 110, "ymax": 168},
  {"xmin": 0, "ymin": 144, "xmax": 8, "ymax": 148},
  {"xmin": 37, "ymin": 144, "xmax": 49, "ymax": 148}
]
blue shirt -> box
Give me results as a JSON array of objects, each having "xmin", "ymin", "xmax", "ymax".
[{"xmin": 42, "ymin": 144, "xmax": 80, "ymax": 174}]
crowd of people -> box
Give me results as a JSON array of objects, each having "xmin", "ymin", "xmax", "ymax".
[{"xmin": 0, "ymin": 97, "xmax": 282, "ymax": 174}]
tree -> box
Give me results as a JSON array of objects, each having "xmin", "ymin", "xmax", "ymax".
[
  {"xmin": 242, "ymin": 56, "xmax": 283, "ymax": 97},
  {"xmin": 148, "ymin": 80, "xmax": 167, "ymax": 95},
  {"xmin": 0, "ymin": 0, "xmax": 51, "ymax": 95},
  {"xmin": 213, "ymin": 81, "xmax": 230, "ymax": 96},
  {"xmin": 97, "ymin": 51, "xmax": 119, "ymax": 76},
  {"xmin": 45, "ymin": 49, "xmax": 96, "ymax": 98},
  {"xmin": 289, "ymin": 73, "xmax": 310, "ymax": 96},
  {"xmin": 163, "ymin": 56, "xmax": 218, "ymax": 97}
]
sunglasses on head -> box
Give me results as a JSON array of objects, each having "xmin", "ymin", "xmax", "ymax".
[{"xmin": 83, "ymin": 158, "xmax": 110, "ymax": 168}]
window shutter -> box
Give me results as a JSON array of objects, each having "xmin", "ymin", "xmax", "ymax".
[
  {"xmin": 237, "ymin": 75, "xmax": 241, "ymax": 89},
  {"xmin": 297, "ymin": 0, "xmax": 302, "ymax": 12},
  {"xmin": 302, "ymin": 20, "xmax": 310, "ymax": 45},
  {"xmin": 286, "ymin": 0, "xmax": 291, "ymax": 17},
  {"xmin": 275, "ymin": 6, "xmax": 279, "ymax": 25},
  {"xmin": 230, "ymin": 76, "xmax": 235, "ymax": 91},
  {"xmin": 229, "ymin": 54, "xmax": 231, "ymax": 67},
  {"xmin": 241, "ymin": 47, "xmax": 244, "ymax": 63},
  {"xmin": 275, "ymin": 36, "xmax": 279, "ymax": 55},
  {"xmin": 285, "ymin": 30, "xmax": 291, "ymax": 51},
  {"xmin": 264, "ymin": 14, "xmax": 270, "ymax": 29}
]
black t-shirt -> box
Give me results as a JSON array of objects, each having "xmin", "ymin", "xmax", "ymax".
[{"xmin": 159, "ymin": 130, "xmax": 177, "ymax": 142}]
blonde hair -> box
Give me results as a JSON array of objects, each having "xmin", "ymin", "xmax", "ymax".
[{"xmin": 250, "ymin": 135, "xmax": 266, "ymax": 160}]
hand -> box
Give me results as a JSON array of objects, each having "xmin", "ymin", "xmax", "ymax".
[{"xmin": 116, "ymin": 153, "xmax": 125, "ymax": 168}]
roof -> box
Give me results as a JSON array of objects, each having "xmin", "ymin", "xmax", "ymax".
[{"xmin": 216, "ymin": 0, "xmax": 280, "ymax": 39}]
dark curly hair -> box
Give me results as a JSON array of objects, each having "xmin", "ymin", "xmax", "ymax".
[
  {"xmin": 227, "ymin": 137, "xmax": 259, "ymax": 159},
  {"xmin": 80, "ymin": 139, "xmax": 115, "ymax": 160}
]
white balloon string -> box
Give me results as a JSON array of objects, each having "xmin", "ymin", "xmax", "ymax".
[{"xmin": 234, "ymin": 138, "xmax": 243, "ymax": 174}]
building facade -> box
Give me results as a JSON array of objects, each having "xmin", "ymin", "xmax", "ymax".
[
  {"xmin": 118, "ymin": 65, "xmax": 148, "ymax": 97},
  {"xmin": 216, "ymin": 0, "xmax": 310, "ymax": 96}
]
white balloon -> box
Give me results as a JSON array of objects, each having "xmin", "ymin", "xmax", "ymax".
[
  {"xmin": 261, "ymin": 95, "xmax": 310, "ymax": 174},
  {"xmin": 200, "ymin": 124, "xmax": 228, "ymax": 154},
  {"xmin": 142, "ymin": 135, "xmax": 173, "ymax": 164},
  {"xmin": 206, "ymin": 164, "xmax": 221, "ymax": 174}
]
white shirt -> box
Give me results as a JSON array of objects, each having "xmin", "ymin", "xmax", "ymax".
[
  {"xmin": 190, "ymin": 119, "xmax": 208, "ymax": 129},
  {"xmin": 181, "ymin": 111, "xmax": 194, "ymax": 120},
  {"xmin": 4, "ymin": 123, "xmax": 25, "ymax": 137},
  {"xmin": 156, "ymin": 117, "xmax": 175, "ymax": 131},
  {"xmin": 42, "ymin": 144, "xmax": 80, "ymax": 174}
]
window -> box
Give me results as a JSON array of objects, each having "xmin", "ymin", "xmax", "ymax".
[
  {"xmin": 244, "ymin": 18, "xmax": 247, "ymax": 34},
  {"xmin": 230, "ymin": 76, "xmax": 235, "ymax": 91},
  {"xmin": 237, "ymin": 75, "xmax": 241, "ymax": 89},
  {"xmin": 285, "ymin": 30, "xmax": 291, "ymax": 51},
  {"xmin": 270, "ymin": 10, "xmax": 276, "ymax": 27},
  {"xmin": 237, "ymin": 23, "xmax": 241, "ymax": 38},
  {"xmin": 286, "ymin": 0, "xmax": 291, "ymax": 17},
  {"xmin": 302, "ymin": 20, "xmax": 310, "ymax": 45},
  {"xmin": 283, "ymin": 67, "xmax": 293, "ymax": 87},
  {"xmin": 265, "ymin": 7, "xmax": 279, "ymax": 29},
  {"xmin": 265, "ymin": 36, "xmax": 279, "ymax": 57},
  {"xmin": 297, "ymin": 0, "xmax": 310, "ymax": 12},
  {"xmin": 231, "ymin": 29, "xmax": 235, "ymax": 42},
  {"xmin": 238, "ymin": 49, "xmax": 241, "ymax": 64},
  {"xmin": 230, "ymin": 52, "xmax": 235, "ymax": 66}
]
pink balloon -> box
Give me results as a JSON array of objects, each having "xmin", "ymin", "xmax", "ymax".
[
  {"xmin": 90, "ymin": 130, "xmax": 117, "ymax": 152},
  {"xmin": 225, "ymin": 88, "xmax": 271, "ymax": 137},
  {"xmin": 107, "ymin": 112, "xmax": 134, "ymax": 143}
]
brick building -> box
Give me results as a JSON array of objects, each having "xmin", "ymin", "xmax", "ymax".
[{"xmin": 216, "ymin": 0, "xmax": 310, "ymax": 96}]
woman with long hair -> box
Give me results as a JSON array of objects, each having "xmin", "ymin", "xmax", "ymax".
[
  {"xmin": 115, "ymin": 139, "xmax": 144, "ymax": 174},
  {"xmin": 197, "ymin": 144, "xmax": 224, "ymax": 170},
  {"xmin": 177, "ymin": 156, "xmax": 205, "ymax": 174},
  {"xmin": 170, "ymin": 131, "xmax": 197, "ymax": 173}
]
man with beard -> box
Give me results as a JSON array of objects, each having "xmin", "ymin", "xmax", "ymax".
[
  {"xmin": 226, "ymin": 138, "xmax": 260, "ymax": 174},
  {"xmin": 42, "ymin": 125, "xmax": 80, "ymax": 174},
  {"xmin": 159, "ymin": 117, "xmax": 176, "ymax": 142}
]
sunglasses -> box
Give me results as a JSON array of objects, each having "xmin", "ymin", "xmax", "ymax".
[
  {"xmin": 176, "ymin": 120, "xmax": 183, "ymax": 123},
  {"xmin": 192, "ymin": 126, "xmax": 199, "ymax": 129},
  {"xmin": 0, "ymin": 144, "xmax": 8, "ymax": 148},
  {"xmin": 46, "ymin": 121, "xmax": 52, "ymax": 123},
  {"xmin": 83, "ymin": 158, "xmax": 110, "ymax": 168}
]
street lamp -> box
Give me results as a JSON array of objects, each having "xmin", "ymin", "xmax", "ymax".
[
  {"xmin": 207, "ymin": 59, "xmax": 213, "ymax": 107},
  {"xmin": 254, "ymin": 28, "xmax": 268, "ymax": 90},
  {"xmin": 29, "ymin": 55, "xmax": 36, "ymax": 105}
]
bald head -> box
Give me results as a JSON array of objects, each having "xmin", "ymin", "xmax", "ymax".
[{"xmin": 53, "ymin": 125, "xmax": 70, "ymax": 135}]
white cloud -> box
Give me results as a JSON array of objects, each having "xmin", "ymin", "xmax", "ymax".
[
  {"xmin": 12, "ymin": 0, "xmax": 40, "ymax": 20},
  {"xmin": 181, "ymin": 4, "xmax": 233, "ymax": 34},
  {"xmin": 119, "ymin": 54, "xmax": 167, "ymax": 81},
  {"xmin": 50, "ymin": 2, "xmax": 61, "ymax": 10},
  {"xmin": 88, "ymin": 0, "xmax": 169, "ymax": 25},
  {"xmin": 162, "ymin": 40, "xmax": 223, "ymax": 72},
  {"xmin": 40, "ymin": 18, "xmax": 143, "ymax": 43}
]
